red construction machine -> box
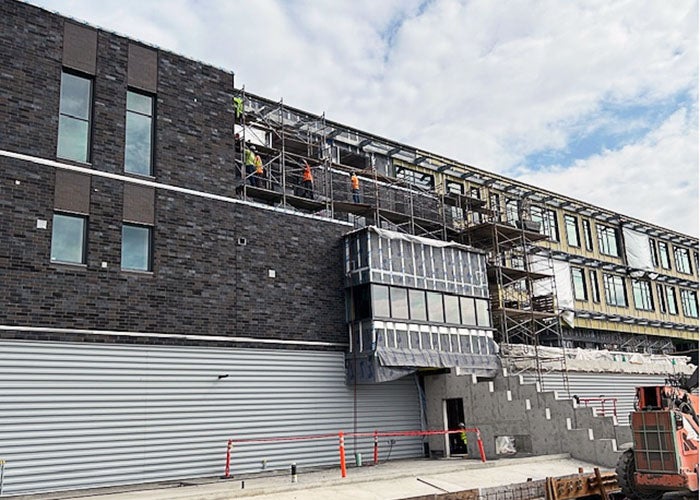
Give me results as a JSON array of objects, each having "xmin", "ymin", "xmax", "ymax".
[{"xmin": 617, "ymin": 368, "xmax": 698, "ymax": 499}]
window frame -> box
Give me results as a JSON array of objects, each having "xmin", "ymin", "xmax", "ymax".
[
  {"xmin": 124, "ymin": 89, "xmax": 155, "ymax": 176},
  {"xmin": 649, "ymin": 239, "xmax": 659, "ymax": 267},
  {"xmin": 564, "ymin": 214, "xmax": 580, "ymax": 248},
  {"xmin": 658, "ymin": 242, "xmax": 671, "ymax": 269},
  {"xmin": 656, "ymin": 283, "xmax": 666, "ymax": 314},
  {"xmin": 530, "ymin": 206, "xmax": 559, "ymax": 241},
  {"xmin": 596, "ymin": 224, "xmax": 620, "ymax": 257},
  {"xmin": 50, "ymin": 212, "xmax": 88, "ymax": 265},
  {"xmin": 631, "ymin": 279, "xmax": 654, "ymax": 311},
  {"xmin": 589, "ymin": 270, "xmax": 600, "ymax": 303},
  {"xmin": 121, "ymin": 223, "xmax": 153, "ymax": 272},
  {"xmin": 665, "ymin": 286, "xmax": 678, "ymax": 315},
  {"xmin": 571, "ymin": 267, "xmax": 588, "ymax": 301},
  {"xmin": 603, "ymin": 273, "xmax": 627, "ymax": 307},
  {"xmin": 680, "ymin": 289, "xmax": 698, "ymax": 318},
  {"xmin": 57, "ymin": 70, "xmax": 93, "ymax": 163},
  {"xmin": 582, "ymin": 219, "xmax": 593, "ymax": 251},
  {"xmin": 673, "ymin": 246, "xmax": 692, "ymax": 274}
]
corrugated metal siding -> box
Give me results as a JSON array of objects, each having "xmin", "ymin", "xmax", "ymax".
[
  {"xmin": 0, "ymin": 340, "xmax": 423, "ymax": 495},
  {"xmin": 523, "ymin": 372, "xmax": 669, "ymax": 425}
]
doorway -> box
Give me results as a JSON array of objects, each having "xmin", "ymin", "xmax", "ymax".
[{"xmin": 444, "ymin": 398, "xmax": 467, "ymax": 456}]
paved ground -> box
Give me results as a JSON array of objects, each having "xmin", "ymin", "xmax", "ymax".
[{"xmin": 22, "ymin": 454, "xmax": 610, "ymax": 500}]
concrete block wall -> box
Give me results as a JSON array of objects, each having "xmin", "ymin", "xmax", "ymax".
[{"xmin": 424, "ymin": 369, "xmax": 625, "ymax": 468}]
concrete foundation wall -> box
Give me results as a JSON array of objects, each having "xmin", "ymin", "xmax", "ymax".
[{"xmin": 424, "ymin": 370, "xmax": 625, "ymax": 468}]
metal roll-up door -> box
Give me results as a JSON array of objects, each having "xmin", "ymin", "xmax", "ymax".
[{"xmin": 0, "ymin": 339, "xmax": 422, "ymax": 495}]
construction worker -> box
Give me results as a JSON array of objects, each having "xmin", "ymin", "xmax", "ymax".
[
  {"xmin": 458, "ymin": 423, "xmax": 468, "ymax": 454},
  {"xmin": 350, "ymin": 172, "xmax": 360, "ymax": 203},
  {"xmin": 254, "ymin": 152, "xmax": 265, "ymax": 188},
  {"xmin": 244, "ymin": 145, "xmax": 256, "ymax": 186},
  {"xmin": 302, "ymin": 161, "xmax": 313, "ymax": 199},
  {"xmin": 233, "ymin": 96, "xmax": 244, "ymax": 121}
]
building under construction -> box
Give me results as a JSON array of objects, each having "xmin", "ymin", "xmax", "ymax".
[{"xmin": 0, "ymin": 1, "xmax": 697, "ymax": 495}]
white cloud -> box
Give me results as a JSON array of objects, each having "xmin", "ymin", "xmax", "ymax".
[{"xmin": 28, "ymin": 0, "xmax": 699, "ymax": 235}]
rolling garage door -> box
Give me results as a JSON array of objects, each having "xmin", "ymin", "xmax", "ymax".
[{"xmin": 0, "ymin": 339, "xmax": 423, "ymax": 495}]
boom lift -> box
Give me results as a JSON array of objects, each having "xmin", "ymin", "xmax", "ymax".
[{"xmin": 616, "ymin": 368, "xmax": 698, "ymax": 499}]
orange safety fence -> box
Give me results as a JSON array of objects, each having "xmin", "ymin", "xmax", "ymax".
[{"xmin": 223, "ymin": 427, "xmax": 486, "ymax": 479}]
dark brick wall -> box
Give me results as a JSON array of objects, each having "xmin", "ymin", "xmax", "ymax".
[{"xmin": 0, "ymin": 1, "xmax": 349, "ymax": 348}]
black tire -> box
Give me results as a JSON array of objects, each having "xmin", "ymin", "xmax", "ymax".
[{"xmin": 616, "ymin": 449, "xmax": 664, "ymax": 500}]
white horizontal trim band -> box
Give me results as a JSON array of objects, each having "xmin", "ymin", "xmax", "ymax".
[
  {"xmin": 0, "ymin": 149, "xmax": 352, "ymax": 227},
  {"xmin": 0, "ymin": 325, "xmax": 348, "ymax": 348}
]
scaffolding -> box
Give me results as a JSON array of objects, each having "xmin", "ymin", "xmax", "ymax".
[{"xmin": 232, "ymin": 89, "xmax": 584, "ymax": 393}]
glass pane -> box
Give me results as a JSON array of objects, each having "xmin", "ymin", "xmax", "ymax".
[
  {"xmin": 427, "ymin": 292, "xmax": 444, "ymax": 323},
  {"xmin": 122, "ymin": 225, "xmax": 151, "ymax": 271},
  {"xmin": 372, "ymin": 285, "xmax": 390, "ymax": 317},
  {"xmin": 475, "ymin": 299, "xmax": 490, "ymax": 326},
  {"xmin": 460, "ymin": 297, "xmax": 477, "ymax": 325},
  {"xmin": 409, "ymin": 289, "xmax": 427, "ymax": 321},
  {"xmin": 51, "ymin": 214, "xmax": 85, "ymax": 263},
  {"xmin": 460, "ymin": 334, "xmax": 472, "ymax": 353},
  {"xmin": 444, "ymin": 295, "xmax": 460, "ymax": 324},
  {"xmin": 390, "ymin": 287, "xmax": 409, "ymax": 319},
  {"xmin": 57, "ymin": 115, "xmax": 89, "ymax": 162},
  {"xmin": 60, "ymin": 73, "xmax": 91, "ymax": 119},
  {"xmin": 127, "ymin": 91, "xmax": 153, "ymax": 115},
  {"xmin": 125, "ymin": 111, "xmax": 153, "ymax": 175}
]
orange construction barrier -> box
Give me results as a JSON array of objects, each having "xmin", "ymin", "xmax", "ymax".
[
  {"xmin": 339, "ymin": 431, "xmax": 347, "ymax": 478},
  {"xmin": 223, "ymin": 439, "xmax": 233, "ymax": 478},
  {"xmin": 373, "ymin": 429, "xmax": 379, "ymax": 465}
]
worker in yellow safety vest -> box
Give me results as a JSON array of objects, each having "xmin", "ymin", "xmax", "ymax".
[
  {"xmin": 244, "ymin": 145, "xmax": 256, "ymax": 186},
  {"xmin": 254, "ymin": 153, "xmax": 265, "ymax": 188},
  {"xmin": 302, "ymin": 161, "xmax": 314, "ymax": 199},
  {"xmin": 458, "ymin": 423, "xmax": 468, "ymax": 454}
]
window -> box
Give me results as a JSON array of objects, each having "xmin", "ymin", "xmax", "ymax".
[
  {"xmin": 372, "ymin": 285, "xmax": 390, "ymax": 317},
  {"xmin": 121, "ymin": 224, "xmax": 152, "ymax": 271},
  {"xmin": 657, "ymin": 284, "xmax": 666, "ymax": 314},
  {"xmin": 603, "ymin": 273, "xmax": 627, "ymax": 307},
  {"xmin": 426, "ymin": 292, "xmax": 444, "ymax": 323},
  {"xmin": 680, "ymin": 289, "xmax": 698, "ymax": 318},
  {"xmin": 658, "ymin": 242, "xmax": 671, "ymax": 269},
  {"xmin": 505, "ymin": 199, "xmax": 518, "ymax": 224},
  {"xmin": 589, "ymin": 270, "xmax": 600, "ymax": 302},
  {"xmin": 396, "ymin": 166, "xmax": 434, "ymax": 190},
  {"xmin": 489, "ymin": 193, "xmax": 501, "ymax": 221},
  {"xmin": 51, "ymin": 213, "xmax": 87, "ymax": 264},
  {"xmin": 530, "ymin": 206, "xmax": 559, "ymax": 241},
  {"xmin": 460, "ymin": 296, "xmax": 476, "ymax": 325},
  {"xmin": 649, "ymin": 239, "xmax": 659, "ymax": 267},
  {"xmin": 596, "ymin": 224, "xmax": 619, "ymax": 257},
  {"xmin": 409, "ymin": 289, "xmax": 427, "ymax": 321},
  {"xmin": 57, "ymin": 71, "xmax": 92, "ymax": 162},
  {"xmin": 390, "ymin": 287, "xmax": 409, "ymax": 319},
  {"xmin": 564, "ymin": 215, "xmax": 580, "ymax": 247},
  {"xmin": 571, "ymin": 268, "xmax": 587, "ymax": 300},
  {"xmin": 444, "ymin": 295, "xmax": 461, "ymax": 324},
  {"xmin": 470, "ymin": 187, "xmax": 481, "ymax": 224},
  {"xmin": 665, "ymin": 286, "xmax": 678, "ymax": 315},
  {"xmin": 125, "ymin": 91, "xmax": 154, "ymax": 175},
  {"xmin": 475, "ymin": 299, "xmax": 490, "ymax": 326},
  {"xmin": 445, "ymin": 180, "xmax": 463, "ymax": 195},
  {"xmin": 582, "ymin": 219, "xmax": 593, "ymax": 251},
  {"xmin": 673, "ymin": 246, "xmax": 692, "ymax": 274},
  {"xmin": 632, "ymin": 280, "xmax": 654, "ymax": 311}
]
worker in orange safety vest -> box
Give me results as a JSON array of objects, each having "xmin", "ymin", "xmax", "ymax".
[
  {"xmin": 302, "ymin": 161, "xmax": 314, "ymax": 199},
  {"xmin": 350, "ymin": 172, "xmax": 360, "ymax": 203}
]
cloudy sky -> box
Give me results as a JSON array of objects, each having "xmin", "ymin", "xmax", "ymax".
[{"xmin": 28, "ymin": 0, "xmax": 699, "ymax": 236}]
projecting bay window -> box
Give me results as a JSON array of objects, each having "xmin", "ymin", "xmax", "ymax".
[
  {"xmin": 125, "ymin": 90, "xmax": 155, "ymax": 176},
  {"xmin": 582, "ymin": 219, "xmax": 593, "ymax": 251},
  {"xmin": 596, "ymin": 224, "xmax": 620, "ymax": 257},
  {"xmin": 603, "ymin": 273, "xmax": 627, "ymax": 307},
  {"xmin": 57, "ymin": 71, "xmax": 93, "ymax": 163},
  {"xmin": 565, "ymin": 215, "xmax": 580, "ymax": 247},
  {"xmin": 673, "ymin": 246, "xmax": 692, "ymax": 274},
  {"xmin": 589, "ymin": 270, "xmax": 600, "ymax": 303},
  {"xmin": 530, "ymin": 206, "xmax": 559, "ymax": 241},
  {"xmin": 658, "ymin": 242, "xmax": 671, "ymax": 269},
  {"xmin": 665, "ymin": 286, "xmax": 678, "ymax": 315},
  {"xmin": 121, "ymin": 224, "xmax": 152, "ymax": 271},
  {"xmin": 50, "ymin": 213, "xmax": 87, "ymax": 264},
  {"xmin": 680, "ymin": 289, "xmax": 698, "ymax": 318},
  {"xmin": 571, "ymin": 267, "xmax": 587, "ymax": 301},
  {"xmin": 632, "ymin": 280, "xmax": 654, "ymax": 311}
]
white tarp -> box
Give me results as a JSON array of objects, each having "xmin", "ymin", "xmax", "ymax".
[
  {"xmin": 622, "ymin": 227, "xmax": 654, "ymax": 272},
  {"xmin": 529, "ymin": 256, "xmax": 574, "ymax": 327}
]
